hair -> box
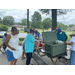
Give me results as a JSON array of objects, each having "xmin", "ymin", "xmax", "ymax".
[
  {"xmin": 11, "ymin": 27, "xmax": 17, "ymax": 32},
  {"xmin": 4, "ymin": 33, "xmax": 7, "ymax": 36},
  {"xmin": 30, "ymin": 29, "xmax": 34, "ymax": 33}
]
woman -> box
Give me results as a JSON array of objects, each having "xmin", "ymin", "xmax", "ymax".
[
  {"xmin": 25, "ymin": 29, "xmax": 39, "ymax": 65},
  {"xmin": 64, "ymin": 33, "xmax": 75, "ymax": 65},
  {"xmin": 5, "ymin": 27, "xmax": 22, "ymax": 65}
]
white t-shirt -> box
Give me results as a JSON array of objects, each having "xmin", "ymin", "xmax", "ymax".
[{"xmin": 70, "ymin": 36, "xmax": 75, "ymax": 51}]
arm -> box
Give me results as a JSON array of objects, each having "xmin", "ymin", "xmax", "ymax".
[
  {"xmin": 64, "ymin": 41, "xmax": 73, "ymax": 45},
  {"xmin": 34, "ymin": 41, "xmax": 39, "ymax": 50},
  {"xmin": 5, "ymin": 34, "xmax": 16, "ymax": 50}
]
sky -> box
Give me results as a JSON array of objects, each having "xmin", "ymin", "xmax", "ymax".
[{"xmin": 0, "ymin": 9, "xmax": 75, "ymax": 25}]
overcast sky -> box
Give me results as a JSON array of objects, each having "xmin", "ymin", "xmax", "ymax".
[{"xmin": 0, "ymin": 9, "xmax": 75, "ymax": 25}]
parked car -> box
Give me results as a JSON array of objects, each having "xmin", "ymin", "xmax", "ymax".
[{"xmin": 0, "ymin": 31, "xmax": 7, "ymax": 38}]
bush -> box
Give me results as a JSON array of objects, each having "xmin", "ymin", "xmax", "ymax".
[
  {"xmin": 0, "ymin": 25, "xmax": 8, "ymax": 31},
  {"xmin": 24, "ymin": 27, "xmax": 27, "ymax": 32},
  {"xmin": 19, "ymin": 38, "xmax": 25, "ymax": 41}
]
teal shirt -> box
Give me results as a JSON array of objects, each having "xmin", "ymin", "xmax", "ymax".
[
  {"xmin": 25, "ymin": 34, "xmax": 36, "ymax": 53},
  {"xmin": 56, "ymin": 31, "xmax": 67, "ymax": 41}
]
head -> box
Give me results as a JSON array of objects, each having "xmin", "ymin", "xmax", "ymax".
[
  {"xmin": 11, "ymin": 27, "xmax": 18, "ymax": 35},
  {"xmin": 69, "ymin": 33, "xmax": 75, "ymax": 38},
  {"xmin": 30, "ymin": 29, "xmax": 34, "ymax": 35},
  {"xmin": 4, "ymin": 33, "xmax": 7, "ymax": 37},
  {"xmin": 57, "ymin": 28, "xmax": 62, "ymax": 34},
  {"xmin": 33, "ymin": 28, "xmax": 36, "ymax": 32},
  {"xmin": 35, "ymin": 29, "xmax": 38, "ymax": 32}
]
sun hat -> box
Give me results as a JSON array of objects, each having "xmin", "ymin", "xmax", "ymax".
[
  {"xmin": 35, "ymin": 29, "xmax": 37, "ymax": 31},
  {"xmin": 69, "ymin": 33, "xmax": 75, "ymax": 36}
]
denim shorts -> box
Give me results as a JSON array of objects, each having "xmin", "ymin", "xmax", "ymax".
[
  {"xmin": 23, "ymin": 46, "xmax": 25, "ymax": 50},
  {"xmin": 6, "ymin": 50, "xmax": 15, "ymax": 62}
]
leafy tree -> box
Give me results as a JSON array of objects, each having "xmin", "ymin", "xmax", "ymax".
[
  {"xmin": 0, "ymin": 18, "xmax": 2, "ymax": 24},
  {"xmin": 31, "ymin": 11, "xmax": 42, "ymax": 28},
  {"xmin": 43, "ymin": 18, "xmax": 52, "ymax": 29},
  {"xmin": 69, "ymin": 24, "xmax": 75, "ymax": 27},
  {"xmin": 57, "ymin": 22, "xmax": 68, "ymax": 30},
  {"xmin": 21, "ymin": 19, "xmax": 27, "ymax": 25},
  {"xmin": 3, "ymin": 16, "xmax": 14, "ymax": 25},
  {"xmin": 39, "ymin": 9, "xmax": 73, "ymax": 15}
]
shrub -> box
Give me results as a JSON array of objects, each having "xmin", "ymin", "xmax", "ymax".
[
  {"xmin": 0, "ymin": 25, "xmax": 8, "ymax": 31},
  {"xmin": 19, "ymin": 38, "xmax": 25, "ymax": 41}
]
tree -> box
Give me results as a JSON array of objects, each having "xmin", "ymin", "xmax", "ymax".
[
  {"xmin": 21, "ymin": 19, "xmax": 27, "ymax": 25},
  {"xmin": 3, "ymin": 16, "xmax": 14, "ymax": 25},
  {"xmin": 39, "ymin": 9, "xmax": 73, "ymax": 15},
  {"xmin": 31, "ymin": 11, "xmax": 42, "ymax": 28},
  {"xmin": 0, "ymin": 18, "xmax": 2, "ymax": 24},
  {"xmin": 57, "ymin": 22, "xmax": 68, "ymax": 30},
  {"xmin": 43, "ymin": 18, "xmax": 52, "ymax": 29},
  {"xmin": 69, "ymin": 24, "xmax": 75, "ymax": 27}
]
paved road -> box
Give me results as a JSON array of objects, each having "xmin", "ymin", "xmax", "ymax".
[{"xmin": 18, "ymin": 33, "xmax": 27, "ymax": 38}]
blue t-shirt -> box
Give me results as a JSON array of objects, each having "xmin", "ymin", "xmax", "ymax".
[
  {"xmin": 56, "ymin": 31, "xmax": 67, "ymax": 41},
  {"xmin": 25, "ymin": 34, "xmax": 36, "ymax": 53},
  {"xmin": 2, "ymin": 36, "xmax": 6, "ymax": 43},
  {"xmin": 35, "ymin": 31, "xmax": 40, "ymax": 38}
]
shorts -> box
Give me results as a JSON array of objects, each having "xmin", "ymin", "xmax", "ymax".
[
  {"xmin": 6, "ymin": 50, "xmax": 15, "ymax": 62},
  {"xmin": 23, "ymin": 46, "xmax": 25, "ymax": 50}
]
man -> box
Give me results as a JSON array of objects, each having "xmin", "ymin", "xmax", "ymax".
[
  {"xmin": 56, "ymin": 28, "xmax": 67, "ymax": 41},
  {"xmin": 34, "ymin": 29, "xmax": 40, "ymax": 40},
  {"xmin": 56, "ymin": 28, "xmax": 68, "ymax": 61},
  {"xmin": 2, "ymin": 33, "xmax": 7, "ymax": 50},
  {"xmin": 25, "ymin": 29, "xmax": 39, "ymax": 65}
]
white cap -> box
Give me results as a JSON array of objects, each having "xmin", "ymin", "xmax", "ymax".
[{"xmin": 35, "ymin": 29, "xmax": 37, "ymax": 31}]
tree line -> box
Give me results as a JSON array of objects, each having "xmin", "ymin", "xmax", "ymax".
[{"xmin": 0, "ymin": 11, "xmax": 74, "ymax": 30}]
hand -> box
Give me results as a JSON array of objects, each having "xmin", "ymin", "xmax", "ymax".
[
  {"xmin": 63, "ymin": 41, "xmax": 67, "ymax": 44},
  {"xmin": 11, "ymin": 47, "xmax": 16, "ymax": 51},
  {"xmin": 19, "ymin": 43, "xmax": 22, "ymax": 46}
]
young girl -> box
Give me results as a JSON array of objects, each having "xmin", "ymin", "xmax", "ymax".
[{"xmin": 64, "ymin": 33, "xmax": 75, "ymax": 65}]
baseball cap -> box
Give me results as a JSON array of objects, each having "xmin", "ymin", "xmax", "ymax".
[{"xmin": 57, "ymin": 28, "xmax": 61, "ymax": 31}]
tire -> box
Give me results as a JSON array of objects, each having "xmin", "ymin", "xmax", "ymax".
[{"xmin": 0, "ymin": 44, "xmax": 6, "ymax": 54}]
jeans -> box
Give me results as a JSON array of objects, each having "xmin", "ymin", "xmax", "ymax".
[
  {"xmin": 26, "ymin": 53, "xmax": 32, "ymax": 65},
  {"xmin": 70, "ymin": 50, "xmax": 75, "ymax": 65}
]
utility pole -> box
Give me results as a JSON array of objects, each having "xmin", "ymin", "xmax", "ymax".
[
  {"xmin": 52, "ymin": 9, "xmax": 57, "ymax": 31},
  {"xmin": 27, "ymin": 9, "xmax": 29, "ymax": 28}
]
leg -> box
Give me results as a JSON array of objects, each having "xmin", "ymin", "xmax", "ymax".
[
  {"xmin": 24, "ymin": 51, "xmax": 27, "ymax": 59},
  {"xmin": 42, "ymin": 43, "xmax": 45, "ymax": 50},
  {"xmin": 26, "ymin": 53, "xmax": 32, "ymax": 65},
  {"xmin": 14, "ymin": 59, "xmax": 17, "ymax": 65},
  {"xmin": 10, "ymin": 60, "xmax": 14, "ymax": 65},
  {"xmin": 22, "ymin": 50, "xmax": 25, "ymax": 59}
]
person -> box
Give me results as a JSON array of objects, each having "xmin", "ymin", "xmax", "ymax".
[
  {"xmin": 56, "ymin": 28, "xmax": 68, "ymax": 61},
  {"xmin": 64, "ymin": 33, "xmax": 75, "ymax": 65},
  {"xmin": 25, "ymin": 29, "xmax": 39, "ymax": 65},
  {"xmin": 56, "ymin": 28, "xmax": 68, "ymax": 41},
  {"xmin": 21, "ymin": 39, "xmax": 27, "ymax": 60},
  {"xmin": 5, "ymin": 27, "xmax": 22, "ymax": 65},
  {"xmin": 34, "ymin": 29, "xmax": 40, "ymax": 40},
  {"xmin": 2, "ymin": 33, "xmax": 7, "ymax": 50}
]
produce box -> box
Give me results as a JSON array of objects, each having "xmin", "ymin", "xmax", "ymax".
[{"xmin": 42, "ymin": 31, "xmax": 67, "ymax": 57}]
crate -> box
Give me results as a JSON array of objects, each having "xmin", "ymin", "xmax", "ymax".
[{"xmin": 42, "ymin": 31, "xmax": 67, "ymax": 57}]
